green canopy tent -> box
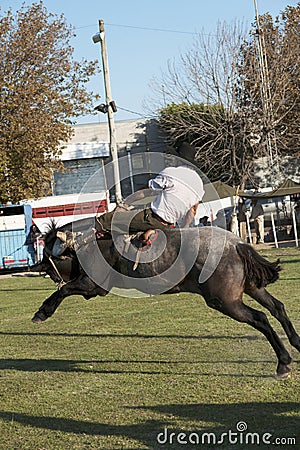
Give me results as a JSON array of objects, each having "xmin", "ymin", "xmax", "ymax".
[
  {"xmin": 237, "ymin": 179, "xmax": 300, "ymax": 247},
  {"xmin": 203, "ymin": 179, "xmax": 299, "ymax": 247},
  {"xmin": 202, "ymin": 181, "xmax": 240, "ymax": 234},
  {"xmin": 265, "ymin": 179, "xmax": 300, "ymax": 197},
  {"xmin": 238, "ymin": 179, "xmax": 300, "ymax": 199},
  {"xmin": 203, "ymin": 180, "xmax": 238, "ymax": 202}
]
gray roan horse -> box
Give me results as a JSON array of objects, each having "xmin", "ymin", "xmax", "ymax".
[{"xmin": 31, "ymin": 217, "xmax": 300, "ymax": 380}]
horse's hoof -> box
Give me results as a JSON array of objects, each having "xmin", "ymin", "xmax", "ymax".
[
  {"xmin": 31, "ymin": 311, "xmax": 47, "ymax": 323},
  {"xmin": 275, "ymin": 371, "xmax": 291, "ymax": 381}
]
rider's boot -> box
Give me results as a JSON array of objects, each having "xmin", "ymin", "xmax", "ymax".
[{"xmin": 138, "ymin": 229, "xmax": 158, "ymax": 246}]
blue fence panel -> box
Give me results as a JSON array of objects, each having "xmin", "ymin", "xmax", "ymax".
[{"xmin": 0, "ymin": 229, "xmax": 30, "ymax": 269}]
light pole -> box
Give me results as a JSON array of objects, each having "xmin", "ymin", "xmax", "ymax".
[{"xmin": 92, "ymin": 19, "xmax": 122, "ymax": 204}]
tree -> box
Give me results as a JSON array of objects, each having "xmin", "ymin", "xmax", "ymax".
[
  {"xmin": 158, "ymin": 101, "xmax": 261, "ymax": 187},
  {"xmin": 151, "ymin": 20, "xmax": 260, "ymax": 187},
  {"xmin": 151, "ymin": 4, "xmax": 300, "ymax": 188},
  {"xmin": 0, "ymin": 1, "xmax": 99, "ymax": 203},
  {"xmin": 237, "ymin": 4, "xmax": 300, "ymax": 159}
]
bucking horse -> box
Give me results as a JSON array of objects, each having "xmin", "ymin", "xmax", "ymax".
[{"xmin": 31, "ymin": 216, "xmax": 300, "ymax": 380}]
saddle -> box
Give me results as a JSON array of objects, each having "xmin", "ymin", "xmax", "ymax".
[{"xmin": 53, "ymin": 228, "xmax": 158, "ymax": 264}]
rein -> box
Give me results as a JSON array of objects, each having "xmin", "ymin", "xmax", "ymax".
[{"xmin": 48, "ymin": 255, "xmax": 66, "ymax": 288}]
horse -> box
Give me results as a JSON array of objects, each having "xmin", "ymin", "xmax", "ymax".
[{"xmin": 30, "ymin": 217, "xmax": 300, "ymax": 380}]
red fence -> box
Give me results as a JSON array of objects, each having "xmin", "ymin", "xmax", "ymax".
[{"xmin": 32, "ymin": 199, "xmax": 107, "ymax": 219}]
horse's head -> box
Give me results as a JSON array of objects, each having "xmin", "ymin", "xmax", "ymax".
[{"xmin": 30, "ymin": 222, "xmax": 80, "ymax": 284}]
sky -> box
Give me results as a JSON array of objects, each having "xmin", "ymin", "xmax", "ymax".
[{"xmin": 1, "ymin": 0, "xmax": 298, "ymax": 123}]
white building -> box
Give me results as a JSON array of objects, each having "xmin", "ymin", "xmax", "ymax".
[{"xmin": 53, "ymin": 119, "xmax": 168, "ymax": 198}]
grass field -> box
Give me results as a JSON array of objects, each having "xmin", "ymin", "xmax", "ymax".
[{"xmin": 0, "ymin": 247, "xmax": 299, "ymax": 449}]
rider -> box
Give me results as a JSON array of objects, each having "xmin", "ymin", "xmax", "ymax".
[{"xmin": 61, "ymin": 165, "xmax": 205, "ymax": 250}]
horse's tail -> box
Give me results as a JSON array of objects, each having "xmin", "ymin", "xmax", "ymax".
[{"xmin": 236, "ymin": 243, "xmax": 281, "ymax": 288}]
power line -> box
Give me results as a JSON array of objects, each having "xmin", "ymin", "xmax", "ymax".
[
  {"xmin": 75, "ymin": 22, "xmax": 200, "ymax": 36},
  {"xmin": 117, "ymin": 106, "xmax": 153, "ymax": 119},
  {"xmin": 106, "ymin": 22, "xmax": 197, "ymax": 35}
]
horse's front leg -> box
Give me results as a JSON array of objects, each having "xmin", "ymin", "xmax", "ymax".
[
  {"xmin": 32, "ymin": 275, "xmax": 108, "ymax": 323},
  {"xmin": 32, "ymin": 287, "xmax": 65, "ymax": 323}
]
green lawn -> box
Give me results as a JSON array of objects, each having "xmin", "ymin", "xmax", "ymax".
[{"xmin": 0, "ymin": 247, "xmax": 299, "ymax": 449}]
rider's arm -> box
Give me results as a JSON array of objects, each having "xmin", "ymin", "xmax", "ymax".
[
  {"xmin": 124, "ymin": 187, "xmax": 156, "ymax": 207},
  {"xmin": 181, "ymin": 202, "xmax": 200, "ymax": 228}
]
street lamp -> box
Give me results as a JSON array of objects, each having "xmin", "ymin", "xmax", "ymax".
[{"xmin": 92, "ymin": 32, "xmax": 101, "ymax": 44}]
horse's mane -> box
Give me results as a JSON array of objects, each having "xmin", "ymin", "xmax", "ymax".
[{"xmin": 43, "ymin": 219, "xmax": 72, "ymax": 251}]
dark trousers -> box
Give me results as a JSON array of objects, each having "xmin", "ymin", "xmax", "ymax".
[{"xmin": 95, "ymin": 207, "xmax": 173, "ymax": 235}]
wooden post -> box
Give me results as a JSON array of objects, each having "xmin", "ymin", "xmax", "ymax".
[
  {"xmin": 270, "ymin": 212, "xmax": 278, "ymax": 248},
  {"xmin": 246, "ymin": 213, "xmax": 252, "ymax": 244},
  {"xmin": 95, "ymin": 20, "xmax": 122, "ymax": 204},
  {"xmin": 126, "ymin": 143, "xmax": 134, "ymax": 194},
  {"xmin": 291, "ymin": 205, "xmax": 299, "ymax": 247}
]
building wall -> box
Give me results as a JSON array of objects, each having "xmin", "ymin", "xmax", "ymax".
[
  {"xmin": 53, "ymin": 119, "xmax": 168, "ymax": 197},
  {"xmin": 54, "ymin": 158, "xmax": 107, "ymax": 195},
  {"xmin": 53, "ymin": 119, "xmax": 300, "ymax": 197}
]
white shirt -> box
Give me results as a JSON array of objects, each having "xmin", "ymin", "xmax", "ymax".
[{"xmin": 149, "ymin": 166, "xmax": 204, "ymax": 224}]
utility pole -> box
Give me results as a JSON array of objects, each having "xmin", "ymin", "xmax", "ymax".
[
  {"xmin": 253, "ymin": 0, "xmax": 280, "ymax": 185},
  {"xmin": 93, "ymin": 19, "xmax": 122, "ymax": 204}
]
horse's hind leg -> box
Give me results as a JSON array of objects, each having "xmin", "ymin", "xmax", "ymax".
[
  {"xmin": 246, "ymin": 286, "xmax": 300, "ymax": 352},
  {"xmin": 206, "ymin": 297, "xmax": 292, "ymax": 379}
]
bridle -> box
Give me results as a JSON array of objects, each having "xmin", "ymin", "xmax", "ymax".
[{"xmin": 46, "ymin": 252, "xmax": 66, "ymax": 289}]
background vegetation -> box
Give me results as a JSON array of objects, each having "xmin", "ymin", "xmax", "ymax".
[
  {"xmin": 0, "ymin": 2, "xmax": 99, "ymax": 203},
  {"xmin": 1, "ymin": 2, "xmax": 299, "ymax": 202},
  {"xmin": 153, "ymin": 4, "xmax": 300, "ymax": 187},
  {"xmin": 0, "ymin": 247, "xmax": 299, "ymax": 449}
]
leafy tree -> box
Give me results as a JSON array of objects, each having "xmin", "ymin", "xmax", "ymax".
[{"xmin": 0, "ymin": 1, "xmax": 99, "ymax": 203}]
